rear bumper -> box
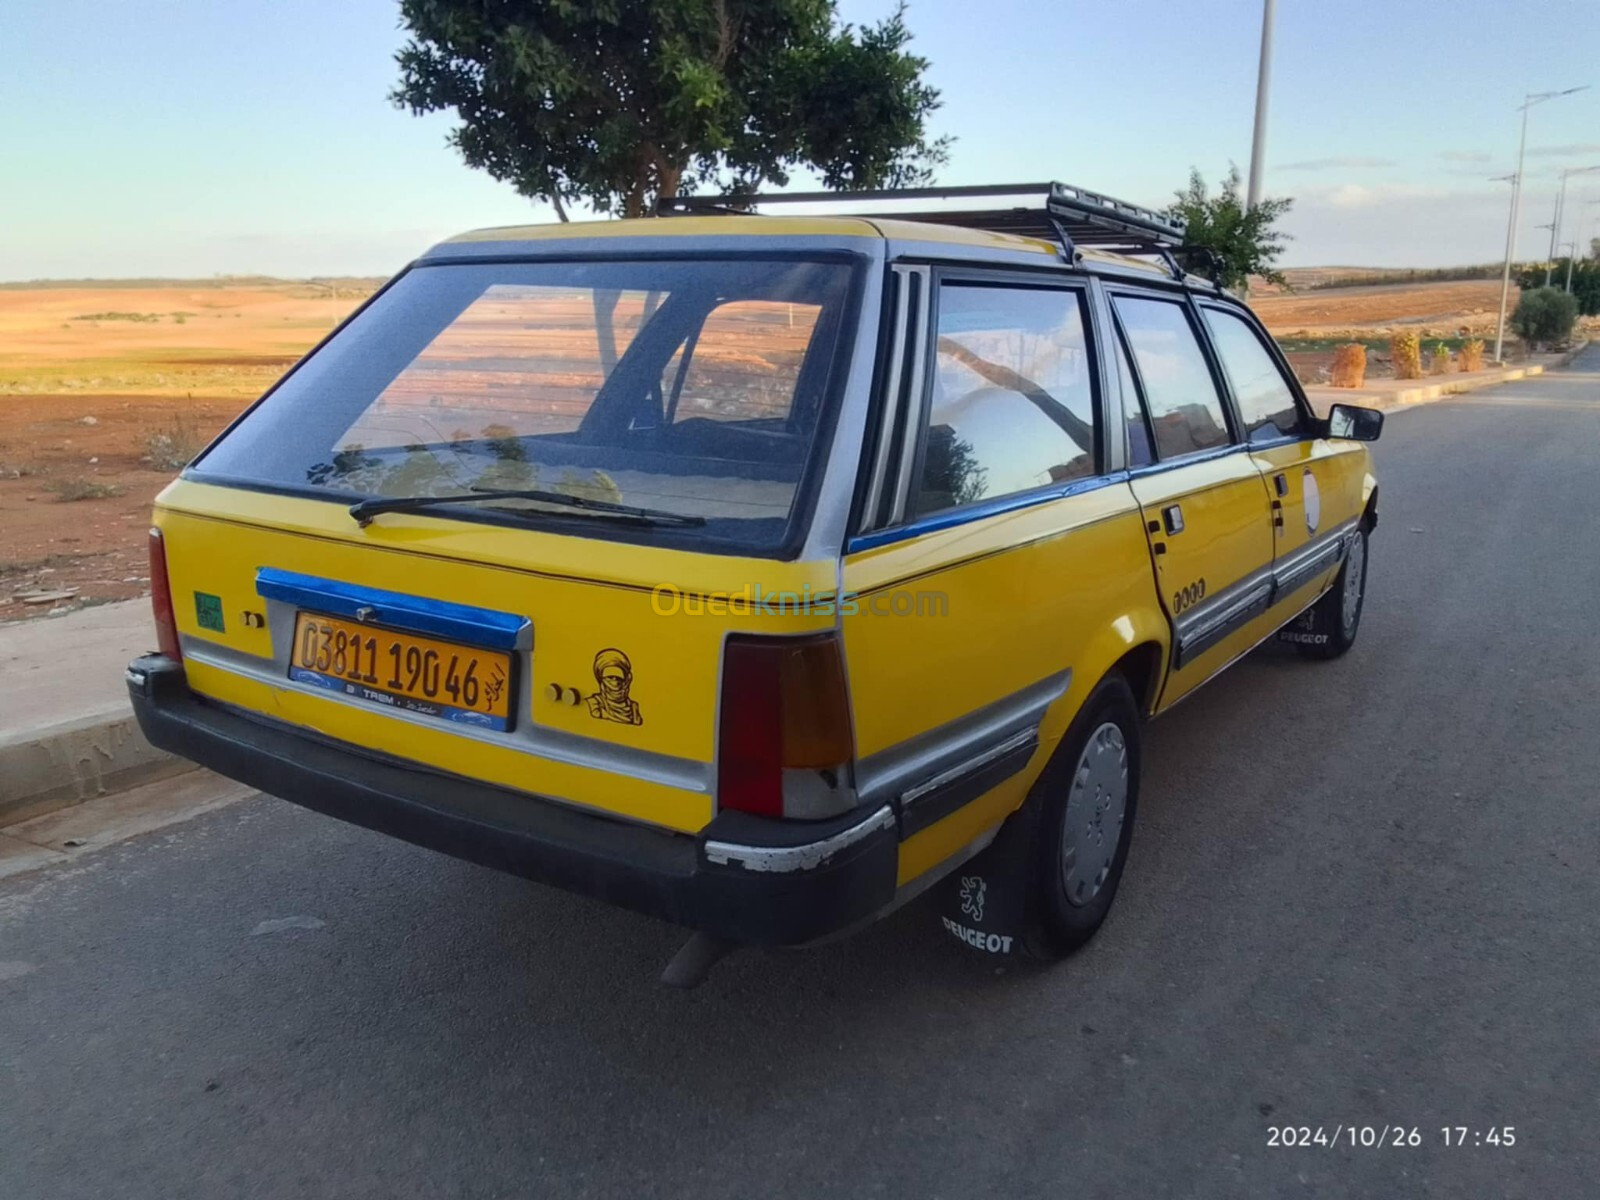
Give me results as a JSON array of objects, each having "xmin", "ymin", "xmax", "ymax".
[{"xmin": 126, "ymin": 655, "xmax": 898, "ymax": 946}]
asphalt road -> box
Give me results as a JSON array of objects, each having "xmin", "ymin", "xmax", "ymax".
[{"xmin": 5, "ymin": 349, "xmax": 1600, "ymax": 1199}]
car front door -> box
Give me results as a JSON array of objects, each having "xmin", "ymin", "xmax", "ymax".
[
  {"xmin": 1197, "ymin": 302, "xmax": 1366, "ymax": 620},
  {"xmin": 1108, "ymin": 288, "xmax": 1277, "ymax": 709}
]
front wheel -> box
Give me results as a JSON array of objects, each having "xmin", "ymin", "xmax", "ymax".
[{"xmin": 1289, "ymin": 527, "xmax": 1368, "ymax": 660}]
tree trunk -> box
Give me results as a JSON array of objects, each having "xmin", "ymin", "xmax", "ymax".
[
  {"xmin": 594, "ymin": 290, "xmax": 621, "ymax": 376},
  {"xmin": 658, "ymin": 163, "xmax": 683, "ymax": 211},
  {"xmin": 551, "ymin": 193, "xmax": 569, "ymax": 223}
]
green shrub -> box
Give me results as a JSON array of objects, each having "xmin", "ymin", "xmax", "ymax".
[
  {"xmin": 47, "ymin": 477, "xmax": 121, "ymax": 501},
  {"xmin": 1511, "ymin": 287, "xmax": 1579, "ymax": 350},
  {"xmin": 1390, "ymin": 330, "xmax": 1422, "ymax": 380}
]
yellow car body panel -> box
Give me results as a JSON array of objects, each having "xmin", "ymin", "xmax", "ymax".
[{"xmin": 842, "ymin": 482, "xmax": 1168, "ymax": 885}]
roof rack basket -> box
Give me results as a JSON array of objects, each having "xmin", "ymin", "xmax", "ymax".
[{"xmin": 658, "ymin": 181, "xmax": 1219, "ymax": 284}]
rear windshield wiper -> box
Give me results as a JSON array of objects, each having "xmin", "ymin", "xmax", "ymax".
[{"xmin": 349, "ymin": 487, "xmax": 707, "ymax": 529}]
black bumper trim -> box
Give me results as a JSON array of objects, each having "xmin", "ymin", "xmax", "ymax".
[{"xmin": 126, "ymin": 655, "xmax": 897, "ymax": 946}]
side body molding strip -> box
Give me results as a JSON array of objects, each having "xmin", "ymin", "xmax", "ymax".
[
  {"xmin": 1171, "ymin": 517, "xmax": 1357, "ymax": 670},
  {"xmin": 855, "ymin": 668, "xmax": 1071, "ymax": 835}
]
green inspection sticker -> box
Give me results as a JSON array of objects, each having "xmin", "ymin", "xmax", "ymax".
[{"xmin": 194, "ymin": 591, "xmax": 225, "ymax": 633}]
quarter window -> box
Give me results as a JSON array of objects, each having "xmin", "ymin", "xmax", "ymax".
[
  {"xmin": 1112, "ymin": 295, "xmax": 1231, "ymax": 459},
  {"xmin": 1201, "ymin": 307, "xmax": 1304, "ymax": 441},
  {"xmin": 1114, "ymin": 332, "xmax": 1154, "ymax": 468},
  {"xmin": 909, "ymin": 284, "xmax": 1096, "ymax": 517}
]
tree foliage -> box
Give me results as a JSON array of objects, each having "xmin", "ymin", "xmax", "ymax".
[
  {"xmin": 1514, "ymin": 261, "xmax": 1600, "ymax": 318},
  {"xmin": 1170, "ymin": 167, "xmax": 1293, "ymax": 290},
  {"xmin": 393, "ymin": 0, "xmax": 949, "ymax": 218},
  {"xmin": 1511, "ymin": 286, "xmax": 1580, "ymax": 348}
]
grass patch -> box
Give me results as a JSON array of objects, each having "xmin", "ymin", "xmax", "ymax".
[
  {"xmin": 0, "ymin": 460, "xmax": 40, "ymax": 478},
  {"xmin": 73, "ymin": 311, "xmax": 164, "ymax": 323},
  {"xmin": 1276, "ymin": 334, "xmax": 1481, "ymax": 354},
  {"xmin": 46, "ymin": 477, "xmax": 123, "ymax": 502}
]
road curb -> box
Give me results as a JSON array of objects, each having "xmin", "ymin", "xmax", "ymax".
[
  {"xmin": 0, "ymin": 707, "xmax": 195, "ymax": 827},
  {"xmin": 1305, "ymin": 362, "xmax": 1549, "ymax": 416}
]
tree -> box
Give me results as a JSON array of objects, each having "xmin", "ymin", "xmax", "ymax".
[
  {"xmin": 1170, "ymin": 167, "xmax": 1293, "ymax": 290},
  {"xmin": 1511, "ymin": 286, "xmax": 1579, "ymax": 350},
  {"xmin": 393, "ymin": 0, "xmax": 950, "ymax": 219},
  {"xmin": 1514, "ymin": 262, "xmax": 1600, "ymax": 318}
]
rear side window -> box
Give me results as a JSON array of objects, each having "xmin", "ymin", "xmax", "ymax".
[
  {"xmin": 1201, "ymin": 306, "xmax": 1304, "ymax": 442},
  {"xmin": 194, "ymin": 258, "xmax": 856, "ymax": 555},
  {"xmin": 1113, "ymin": 295, "xmax": 1231, "ymax": 459},
  {"xmin": 910, "ymin": 284, "xmax": 1096, "ymax": 518}
]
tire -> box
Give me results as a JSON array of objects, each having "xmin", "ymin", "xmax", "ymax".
[
  {"xmin": 1292, "ymin": 526, "xmax": 1368, "ymax": 661},
  {"xmin": 1020, "ymin": 673, "xmax": 1143, "ymax": 960}
]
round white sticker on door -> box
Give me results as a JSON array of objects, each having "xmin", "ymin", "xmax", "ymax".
[{"xmin": 1303, "ymin": 470, "xmax": 1321, "ymax": 534}]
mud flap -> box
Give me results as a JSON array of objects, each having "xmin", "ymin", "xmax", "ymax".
[
  {"xmin": 934, "ymin": 803, "xmax": 1039, "ymax": 957},
  {"xmin": 1276, "ymin": 600, "xmax": 1331, "ymax": 648}
]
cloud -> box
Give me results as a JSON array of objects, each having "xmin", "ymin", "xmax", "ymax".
[
  {"xmin": 1298, "ymin": 182, "xmax": 1448, "ymax": 210},
  {"xmin": 1277, "ymin": 156, "xmax": 1396, "ymax": 172},
  {"xmin": 1526, "ymin": 143, "xmax": 1600, "ymax": 159},
  {"xmin": 1438, "ymin": 150, "xmax": 1492, "ymax": 164}
]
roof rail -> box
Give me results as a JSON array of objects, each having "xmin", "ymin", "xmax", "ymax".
[{"xmin": 658, "ymin": 182, "xmax": 1202, "ymax": 279}]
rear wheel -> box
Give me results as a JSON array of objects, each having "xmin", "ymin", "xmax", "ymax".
[
  {"xmin": 1292, "ymin": 527, "xmax": 1368, "ymax": 661},
  {"xmin": 1021, "ymin": 674, "xmax": 1143, "ymax": 960}
]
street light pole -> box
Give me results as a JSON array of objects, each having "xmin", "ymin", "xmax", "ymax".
[
  {"xmin": 1494, "ymin": 87, "xmax": 1589, "ymax": 364},
  {"xmin": 1548, "ymin": 166, "xmax": 1600, "ymax": 285},
  {"xmin": 1245, "ymin": 0, "xmax": 1276, "ymax": 213}
]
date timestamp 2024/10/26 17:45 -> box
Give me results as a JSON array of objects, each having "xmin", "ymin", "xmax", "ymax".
[{"xmin": 1268, "ymin": 1126, "xmax": 1517, "ymax": 1149}]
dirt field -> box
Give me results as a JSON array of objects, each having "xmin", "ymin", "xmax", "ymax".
[
  {"xmin": 0, "ymin": 282, "xmax": 373, "ymax": 622},
  {"xmin": 1252, "ymin": 278, "xmax": 1509, "ymax": 337}
]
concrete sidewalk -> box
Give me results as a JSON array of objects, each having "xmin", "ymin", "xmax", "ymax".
[
  {"xmin": 1303, "ymin": 360, "xmax": 1546, "ymax": 416},
  {"xmin": 0, "ymin": 599, "xmax": 192, "ymax": 825}
]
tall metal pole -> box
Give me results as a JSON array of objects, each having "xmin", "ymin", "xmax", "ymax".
[
  {"xmin": 1245, "ymin": 0, "xmax": 1276, "ymax": 213},
  {"xmin": 1565, "ymin": 243, "xmax": 1577, "ymax": 292},
  {"xmin": 1548, "ymin": 173, "xmax": 1566, "ymax": 264},
  {"xmin": 1493, "ymin": 104, "xmax": 1531, "ymax": 363},
  {"xmin": 1494, "ymin": 88, "xmax": 1591, "ymax": 362}
]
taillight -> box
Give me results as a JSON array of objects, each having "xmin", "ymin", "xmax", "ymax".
[
  {"xmin": 148, "ymin": 526, "xmax": 181, "ymax": 661},
  {"xmin": 717, "ymin": 633, "xmax": 854, "ymax": 818}
]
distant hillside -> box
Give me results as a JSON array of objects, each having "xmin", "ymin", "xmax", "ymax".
[
  {"xmin": 0, "ymin": 275, "xmax": 387, "ymax": 294},
  {"xmin": 1264, "ymin": 264, "xmax": 1501, "ymax": 292}
]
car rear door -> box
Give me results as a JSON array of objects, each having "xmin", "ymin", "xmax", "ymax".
[
  {"xmin": 1196, "ymin": 301, "xmax": 1366, "ymax": 621},
  {"xmin": 1106, "ymin": 287, "xmax": 1277, "ymax": 709},
  {"xmin": 842, "ymin": 266, "xmax": 1159, "ymax": 885}
]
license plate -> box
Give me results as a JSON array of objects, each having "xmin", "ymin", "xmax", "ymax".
[{"xmin": 289, "ymin": 612, "xmax": 514, "ymax": 731}]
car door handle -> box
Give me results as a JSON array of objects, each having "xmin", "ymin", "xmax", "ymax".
[
  {"xmin": 1162, "ymin": 504, "xmax": 1185, "ymax": 535},
  {"xmin": 1273, "ymin": 472, "xmax": 1289, "ymax": 497}
]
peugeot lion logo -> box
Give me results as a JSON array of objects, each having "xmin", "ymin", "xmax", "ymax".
[{"xmin": 959, "ymin": 875, "xmax": 986, "ymax": 923}]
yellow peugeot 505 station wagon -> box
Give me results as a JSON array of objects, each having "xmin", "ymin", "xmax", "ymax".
[{"xmin": 128, "ymin": 182, "xmax": 1381, "ymax": 983}]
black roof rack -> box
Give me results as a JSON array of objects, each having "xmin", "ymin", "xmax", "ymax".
[{"xmin": 658, "ymin": 181, "xmax": 1217, "ymax": 284}]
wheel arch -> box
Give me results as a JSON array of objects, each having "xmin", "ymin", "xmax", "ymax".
[
  {"xmin": 1109, "ymin": 641, "xmax": 1165, "ymax": 718},
  {"xmin": 1361, "ymin": 475, "xmax": 1379, "ymax": 532}
]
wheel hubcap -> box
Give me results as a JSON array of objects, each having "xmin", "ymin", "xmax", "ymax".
[
  {"xmin": 1060, "ymin": 722, "xmax": 1128, "ymax": 907},
  {"xmin": 1341, "ymin": 535, "xmax": 1365, "ymax": 637}
]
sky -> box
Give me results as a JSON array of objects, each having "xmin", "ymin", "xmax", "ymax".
[{"xmin": 3, "ymin": 0, "xmax": 1599, "ymax": 280}]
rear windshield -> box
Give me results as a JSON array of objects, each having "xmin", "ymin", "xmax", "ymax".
[{"xmin": 195, "ymin": 256, "xmax": 859, "ymax": 554}]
